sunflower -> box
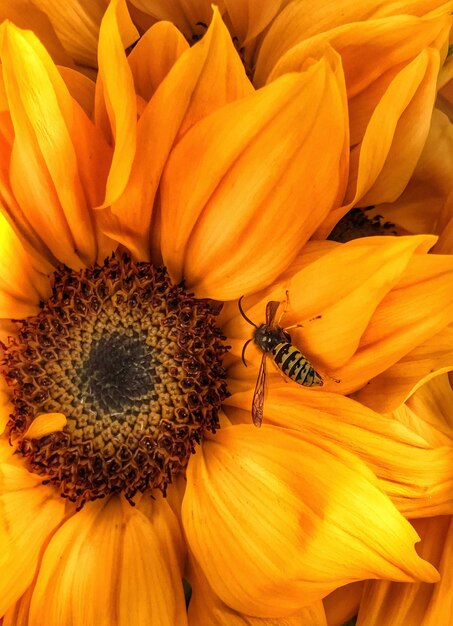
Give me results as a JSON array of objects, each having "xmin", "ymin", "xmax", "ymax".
[{"xmin": 1, "ymin": 2, "xmax": 453, "ymax": 625}]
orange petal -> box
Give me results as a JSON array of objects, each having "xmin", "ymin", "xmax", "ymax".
[
  {"xmin": 319, "ymin": 45, "xmax": 443, "ymax": 234},
  {"xmin": 22, "ymin": 413, "xmax": 67, "ymax": 439},
  {"xmin": 0, "ymin": 377, "xmax": 13, "ymax": 435},
  {"xmin": 1, "ymin": 22, "xmax": 107, "ymax": 267},
  {"xmin": 161, "ymin": 55, "xmax": 348, "ymax": 298},
  {"xmin": 97, "ymin": 0, "xmax": 138, "ymax": 207},
  {"xmin": 222, "ymin": 0, "xmax": 284, "ymax": 45},
  {"xmin": 182, "ymin": 425, "xmax": 438, "ymax": 617},
  {"xmin": 59, "ymin": 66, "xmax": 95, "ymax": 118},
  {"xmin": 128, "ymin": 21, "xmax": 188, "ymax": 102},
  {"xmin": 225, "ymin": 386, "xmax": 453, "ymax": 518},
  {"xmin": 30, "ymin": 0, "xmax": 126, "ymax": 68},
  {"xmin": 350, "ymin": 47, "xmax": 442, "ymax": 207},
  {"xmin": 3, "ymin": 583, "xmax": 33, "ymax": 626},
  {"xmin": 406, "ymin": 373, "xmax": 453, "ymax": 438},
  {"xmin": 188, "ymin": 557, "xmax": 328, "ymax": 625},
  {"xmin": 0, "ymin": 0, "xmax": 74, "ymax": 68},
  {"xmin": 98, "ymin": 6, "xmax": 252, "ymax": 260},
  {"xmin": 365, "ymin": 108, "xmax": 453, "ymax": 236},
  {"xmin": 255, "ymin": 0, "xmax": 453, "ymax": 86},
  {"xmin": 0, "ymin": 460, "xmax": 65, "ymax": 617},
  {"xmin": 129, "ymin": 0, "xmax": 218, "ymax": 36},
  {"xmin": 352, "ymin": 325, "xmax": 453, "ymax": 413},
  {"xmin": 323, "ymin": 582, "xmax": 364, "ymax": 626},
  {"xmin": 357, "ymin": 516, "xmax": 453, "ymax": 626},
  {"xmin": 28, "ymin": 495, "xmax": 188, "ymax": 626}
]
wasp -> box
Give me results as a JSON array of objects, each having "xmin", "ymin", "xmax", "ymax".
[{"xmin": 239, "ymin": 296, "xmax": 323, "ymax": 427}]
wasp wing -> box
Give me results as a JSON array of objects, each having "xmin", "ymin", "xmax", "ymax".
[
  {"xmin": 252, "ymin": 353, "xmax": 267, "ymax": 427},
  {"xmin": 265, "ymin": 300, "xmax": 280, "ymax": 327}
]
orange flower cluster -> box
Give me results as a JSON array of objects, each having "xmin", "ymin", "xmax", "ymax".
[{"xmin": 0, "ymin": 1, "xmax": 452, "ymax": 625}]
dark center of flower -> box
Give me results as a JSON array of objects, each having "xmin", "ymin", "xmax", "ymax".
[
  {"xmin": 328, "ymin": 207, "xmax": 397, "ymax": 242},
  {"xmin": 2, "ymin": 255, "xmax": 229, "ymax": 508}
]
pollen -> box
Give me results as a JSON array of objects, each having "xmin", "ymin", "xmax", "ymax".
[{"xmin": 1, "ymin": 255, "xmax": 229, "ymax": 508}]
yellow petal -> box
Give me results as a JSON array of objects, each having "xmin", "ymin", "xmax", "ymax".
[
  {"xmin": 225, "ymin": 386, "xmax": 453, "ymax": 518},
  {"xmin": 22, "ymin": 413, "xmax": 67, "ymax": 439},
  {"xmin": 357, "ymin": 516, "xmax": 453, "ymax": 626},
  {"xmin": 0, "ymin": 211, "xmax": 51, "ymax": 319},
  {"xmin": 97, "ymin": 0, "xmax": 138, "ymax": 208},
  {"xmin": 1, "ymin": 22, "xmax": 106, "ymax": 267},
  {"xmin": 182, "ymin": 425, "xmax": 438, "ymax": 617},
  {"xmin": 128, "ymin": 21, "xmax": 188, "ymax": 101},
  {"xmin": 352, "ymin": 325, "xmax": 453, "ymax": 413},
  {"xmin": 98, "ymin": 6, "xmax": 251, "ymax": 259},
  {"xmin": 161, "ymin": 55, "xmax": 348, "ymax": 298},
  {"xmin": 29, "ymin": 495, "xmax": 188, "ymax": 626},
  {"xmin": 0, "ymin": 461, "xmax": 65, "ymax": 617},
  {"xmin": 188, "ymin": 557, "xmax": 328, "ymax": 625}
]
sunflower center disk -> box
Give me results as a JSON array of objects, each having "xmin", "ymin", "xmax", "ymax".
[{"xmin": 2, "ymin": 256, "xmax": 229, "ymax": 507}]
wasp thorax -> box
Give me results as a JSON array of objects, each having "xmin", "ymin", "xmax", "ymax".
[{"xmin": 2, "ymin": 255, "xmax": 229, "ymax": 508}]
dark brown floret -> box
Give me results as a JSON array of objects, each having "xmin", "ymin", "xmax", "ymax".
[{"xmin": 1, "ymin": 255, "xmax": 229, "ymax": 508}]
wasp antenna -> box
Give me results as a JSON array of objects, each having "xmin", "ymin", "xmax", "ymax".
[
  {"xmin": 241, "ymin": 338, "xmax": 253, "ymax": 367},
  {"xmin": 238, "ymin": 296, "xmax": 258, "ymax": 328}
]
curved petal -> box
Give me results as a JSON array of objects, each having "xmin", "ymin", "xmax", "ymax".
[
  {"xmin": 0, "ymin": 0, "xmax": 74, "ymax": 68},
  {"xmin": 255, "ymin": 0, "xmax": 453, "ymax": 85},
  {"xmin": 58, "ymin": 66, "xmax": 96, "ymax": 118},
  {"xmin": 30, "ymin": 0, "xmax": 136, "ymax": 69},
  {"xmin": 183, "ymin": 425, "xmax": 438, "ymax": 617},
  {"xmin": 128, "ymin": 21, "xmax": 188, "ymax": 101},
  {"xmin": 357, "ymin": 516, "xmax": 453, "ymax": 626},
  {"xmin": 352, "ymin": 325, "xmax": 453, "ymax": 413},
  {"xmin": 29, "ymin": 495, "xmax": 188, "ymax": 626},
  {"xmin": 188, "ymin": 558, "xmax": 328, "ymax": 625},
  {"xmin": 98, "ymin": 6, "xmax": 251, "ymax": 260},
  {"xmin": 339, "ymin": 250, "xmax": 453, "ymax": 395},
  {"xmin": 225, "ymin": 386, "xmax": 453, "ymax": 518},
  {"xmin": 1, "ymin": 22, "xmax": 110, "ymax": 267},
  {"xmin": 130, "ymin": 0, "xmax": 219, "ymax": 37},
  {"xmin": 318, "ymin": 45, "xmax": 443, "ymax": 234},
  {"xmin": 366, "ymin": 108, "xmax": 453, "ymax": 236},
  {"xmin": 226, "ymin": 235, "xmax": 436, "ymax": 376},
  {"xmin": 0, "ymin": 460, "xmax": 66, "ymax": 617},
  {"xmin": 161, "ymin": 55, "xmax": 348, "ymax": 298},
  {"xmin": 96, "ymin": 0, "xmax": 138, "ymax": 207}
]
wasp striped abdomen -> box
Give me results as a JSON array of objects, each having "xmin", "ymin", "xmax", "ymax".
[{"xmin": 272, "ymin": 342, "xmax": 323, "ymax": 386}]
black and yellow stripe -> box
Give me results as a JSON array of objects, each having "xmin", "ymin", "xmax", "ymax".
[{"xmin": 272, "ymin": 342, "xmax": 322, "ymax": 386}]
